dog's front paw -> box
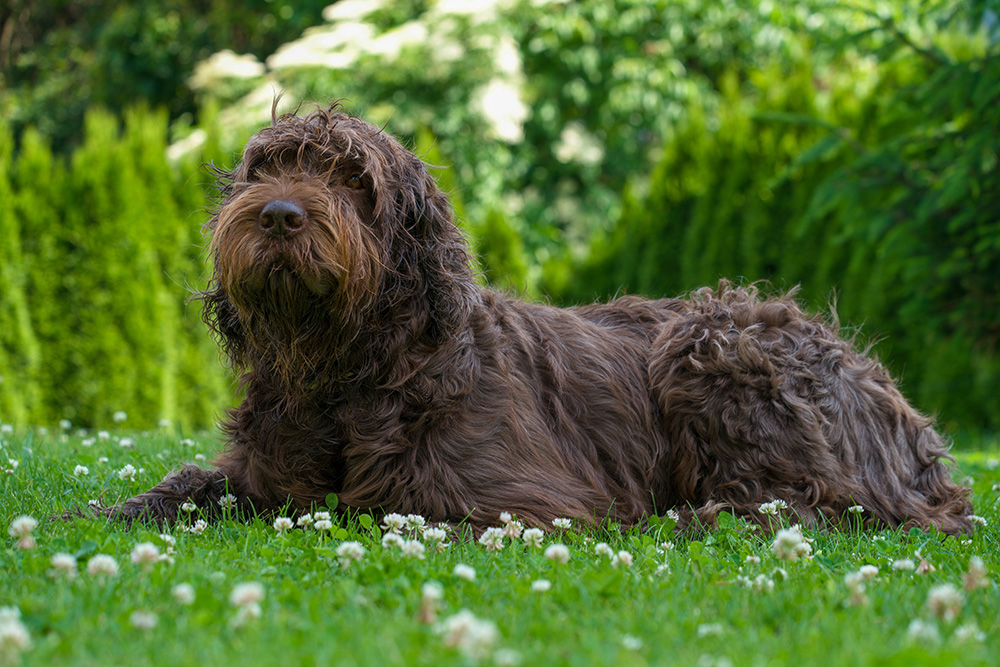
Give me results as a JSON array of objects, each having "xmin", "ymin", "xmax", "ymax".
[{"xmin": 103, "ymin": 495, "xmax": 178, "ymax": 527}]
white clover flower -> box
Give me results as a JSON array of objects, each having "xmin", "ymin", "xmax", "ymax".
[
  {"xmin": 194, "ymin": 453, "xmax": 206, "ymax": 461},
  {"xmin": 49, "ymin": 553, "xmax": 78, "ymax": 579},
  {"xmin": 544, "ymin": 543, "xmax": 570, "ymax": 564},
  {"xmin": 530, "ymin": 579, "xmax": 552, "ymax": 592},
  {"xmin": 87, "ymin": 554, "xmax": 119, "ymax": 578},
  {"xmin": 551, "ymin": 518, "xmax": 572, "ymax": 530},
  {"xmin": 117, "ymin": 464, "xmax": 138, "ymax": 481},
  {"xmin": 112, "ymin": 411, "xmax": 128, "ymax": 424},
  {"xmin": 188, "ymin": 519, "xmax": 208, "ymax": 535},
  {"xmin": 313, "ymin": 511, "xmax": 331, "ymax": 522},
  {"xmin": 59, "ymin": 419, "xmax": 72, "ymax": 430},
  {"xmin": 422, "ymin": 581, "xmax": 444, "ymax": 602},
  {"xmin": 436, "ymin": 609, "xmax": 499, "ymax": 661},
  {"xmin": 858, "ymin": 565, "xmax": 879, "ymax": 580},
  {"xmin": 843, "ymin": 571, "xmax": 868, "ymax": 606},
  {"xmin": 953, "ymin": 622, "xmax": 985, "ymax": 643},
  {"xmin": 738, "ymin": 574, "xmax": 774, "ymax": 593},
  {"xmin": 218, "ymin": 494, "xmax": 237, "ymax": 510},
  {"xmin": 892, "ymin": 559, "xmax": 916, "ymax": 572},
  {"xmin": 522, "ymin": 527, "xmax": 544, "ymax": 548},
  {"xmin": 502, "ymin": 519, "xmax": 524, "ymax": 539},
  {"xmin": 273, "ymin": 517, "xmax": 294, "ymax": 533},
  {"xmin": 401, "ymin": 540, "xmax": 426, "ymax": 560},
  {"xmin": 81, "ymin": 437, "xmax": 95, "ymax": 447},
  {"xmin": 916, "ymin": 552, "xmax": 936, "ymax": 575},
  {"xmin": 992, "ymin": 482, "xmax": 1000, "ymax": 492},
  {"xmin": 423, "ymin": 527, "xmax": 448, "ymax": 543},
  {"xmin": 613, "ymin": 550, "xmax": 633, "ymax": 568},
  {"xmin": 172, "ymin": 583, "xmax": 196, "ymax": 605},
  {"xmin": 0, "ymin": 606, "xmax": 31, "ymax": 655},
  {"xmin": 382, "ymin": 513, "xmax": 406, "ymax": 533},
  {"xmin": 336, "ymin": 541, "xmax": 366, "ymax": 564},
  {"xmin": 499, "ymin": 512, "xmax": 513, "ymax": 524},
  {"xmin": 130, "ymin": 542, "xmax": 160, "ymax": 567},
  {"xmin": 404, "ymin": 514, "xmax": 427, "ymax": 532},
  {"xmin": 964, "ymin": 556, "xmax": 990, "ymax": 591},
  {"xmin": 423, "ymin": 527, "xmax": 449, "ymax": 552},
  {"xmin": 621, "ymin": 634, "xmax": 643, "ymax": 651},
  {"xmin": 382, "ymin": 532, "xmax": 405, "ymax": 549},
  {"xmin": 119, "ymin": 437, "xmax": 135, "ymax": 449},
  {"xmin": 180, "ymin": 501, "xmax": 197, "ymax": 513},
  {"xmin": 665, "ymin": 509, "xmax": 680, "ymax": 522},
  {"xmin": 230, "ymin": 582, "xmax": 265, "ymax": 607},
  {"xmin": 231, "ymin": 602, "xmax": 262, "ymax": 628},
  {"xmin": 314, "ymin": 519, "xmax": 333, "ymax": 531},
  {"xmin": 745, "ymin": 555, "xmax": 761, "ymax": 565},
  {"xmin": 0, "ymin": 424, "xmax": 11, "ymax": 434},
  {"xmin": 180, "ymin": 438, "xmax": 194, "ymax": 447},
  {"xmin": 696, "ymin": 623, "xmax": 725, "ymax": 638},
  {"xmin": 478, "ymin": 527, "xmax": 505, "ymax": 551},
  {"xmin": 73, "ymin": 464, "xmax": 89, "ymax": 477},
  {"xmin": 906, "ymin": 619, "xmax": 940, "ymax": 646},
  {"xmin": 8, "ymin": 516, "xmax": 37, "ymax": 539},
  {"xmin": 847, "ymin": 505, "xmax": 865, "ymax": 514},
  {"xmin": 97, "ymin": 430, "xmax": 110, "ymax": 441},
  {"xmin": 758, "ymin": 500, "xmax": 788, "ymax": 516},
  {"xmin": 595, "ymin": 542, "xmax": 614, "ymax": 558},
  {"xmin": 453, "ymin": 564, "xmax": 476, "ymax": 582},
  {"xmin": 129, "ymin": 610, "xmax": 157, "ymax": 630},
  {"xmin": 97, "ymin": 456, "xmax": 108, "ymax": 464},
  {"xmin": 296, "ymin": 513, "xmax": 314, "ymax": 528},
  {"xmin": 159, "ymin": 534, "xmax": 176, "ymax": 549},
  {"xmin": 494, "ymin": 648, "xmax": 522, "ymax": 667},
  {"xmin": 771, "ymin": 527, "xmax": 812, "ymax": 562},
  {"xmin": 926, "ymin": 584, "xmax": 964, "ymax": 623},
  {"xmin": 967, "ymin": 514, "xmax": 987, "ymax": 527}
]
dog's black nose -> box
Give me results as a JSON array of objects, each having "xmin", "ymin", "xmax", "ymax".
[{"xmin": 260, "ymin": 200, "xmax": 307, "ymax": 238}]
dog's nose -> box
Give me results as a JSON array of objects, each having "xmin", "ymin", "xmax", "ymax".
[{"xmin": 259, "ymin": 200, "xmax": 307, "ymax": 238}]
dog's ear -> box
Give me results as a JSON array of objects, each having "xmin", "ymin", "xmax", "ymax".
[
  {"xmin": 198, "ymin": 283, "xmax": 248, "ymax": 369},
  {"xmin": 372, "ymin": 157, "xmax": 479, "ymax": 335}
]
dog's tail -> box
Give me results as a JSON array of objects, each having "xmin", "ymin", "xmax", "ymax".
[{"xmin": 648, "ymin": 282, "xmax": 973, "ymax": 534}]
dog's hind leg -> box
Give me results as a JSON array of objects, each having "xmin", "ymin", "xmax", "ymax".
[{"xmin": 647, "ymin": 284, "xmax": 973, "ymax": 534}]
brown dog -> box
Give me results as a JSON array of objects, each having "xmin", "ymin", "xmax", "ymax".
[{"xmin": 111, "ymin": 103, "xmax": 973, "ymax": 534}]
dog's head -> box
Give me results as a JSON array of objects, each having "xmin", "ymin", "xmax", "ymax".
[{"xmin": 200, "ymin": 103, "xmax": 475, "ymax": 382}]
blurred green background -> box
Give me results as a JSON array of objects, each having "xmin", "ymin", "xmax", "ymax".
[{"xmin": 1, "ymin": 0, "xmax": 998, "ymax": 434}]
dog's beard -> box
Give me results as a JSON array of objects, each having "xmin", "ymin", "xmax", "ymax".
[{"xmin": 221, "ymin": 246, "xmax": 379, "ymax": 394}]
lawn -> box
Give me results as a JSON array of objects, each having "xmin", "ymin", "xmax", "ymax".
[{"xmin": 1, "ymin": 423, "xmax": 997, "ymax": 666}]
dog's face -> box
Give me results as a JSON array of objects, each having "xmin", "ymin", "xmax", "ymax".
[
  {"xmin": 210, "ymin": 110, "xmax": 401, "ymax": 308},
  {"xmin": 201, "ymin": 105, "xmax": 473, "ymax": 377}
]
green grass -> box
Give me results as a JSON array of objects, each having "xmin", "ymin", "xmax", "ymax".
[{"xmin": 1, "ymin": 424, "xmax": 997, "ymax": 666}]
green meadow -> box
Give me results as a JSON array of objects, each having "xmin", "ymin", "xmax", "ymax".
[{"xmin": 1, "ymin": 424, "xmax": 996, "ymax": 666}]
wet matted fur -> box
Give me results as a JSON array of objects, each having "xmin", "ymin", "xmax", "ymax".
[{"xmin": 110, "ymin": 103, "xmax": 973, "ymax": 534}]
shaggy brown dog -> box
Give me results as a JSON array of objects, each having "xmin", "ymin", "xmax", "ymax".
[{"xmin": 112, "ymin": 103, "xmax": 973, "ymax": 534}]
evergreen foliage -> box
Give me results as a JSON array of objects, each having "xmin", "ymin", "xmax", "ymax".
[
  {"xmin": 0, "ymin": 0, "xmax": 997, "ymax": 431},
  {"xmin": 2, "ymin": 110, "xmax": 229, "ymax": 429},
  {"xmin": 563, "ymin": 4, "xmax": 1000, "ymax": 430}
]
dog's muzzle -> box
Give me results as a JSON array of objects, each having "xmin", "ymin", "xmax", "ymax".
[{"xmin": 260, "ymin": 200, "xmax": 308, "ymax": 239}]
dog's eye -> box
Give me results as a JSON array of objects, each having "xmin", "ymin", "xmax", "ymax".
[{"xmin": 345, "ymin": 174, "xmax": 363, "ymax": 189}]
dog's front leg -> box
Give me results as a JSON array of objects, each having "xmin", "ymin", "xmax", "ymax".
[{"xmin": 108, "ymin": 465, "xmax": 235, "ymax": 526}]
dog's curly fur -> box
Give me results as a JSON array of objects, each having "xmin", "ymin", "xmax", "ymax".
[{"xmin": 111, "ymin": 103, "xmax": 973, "ymax": 534}]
